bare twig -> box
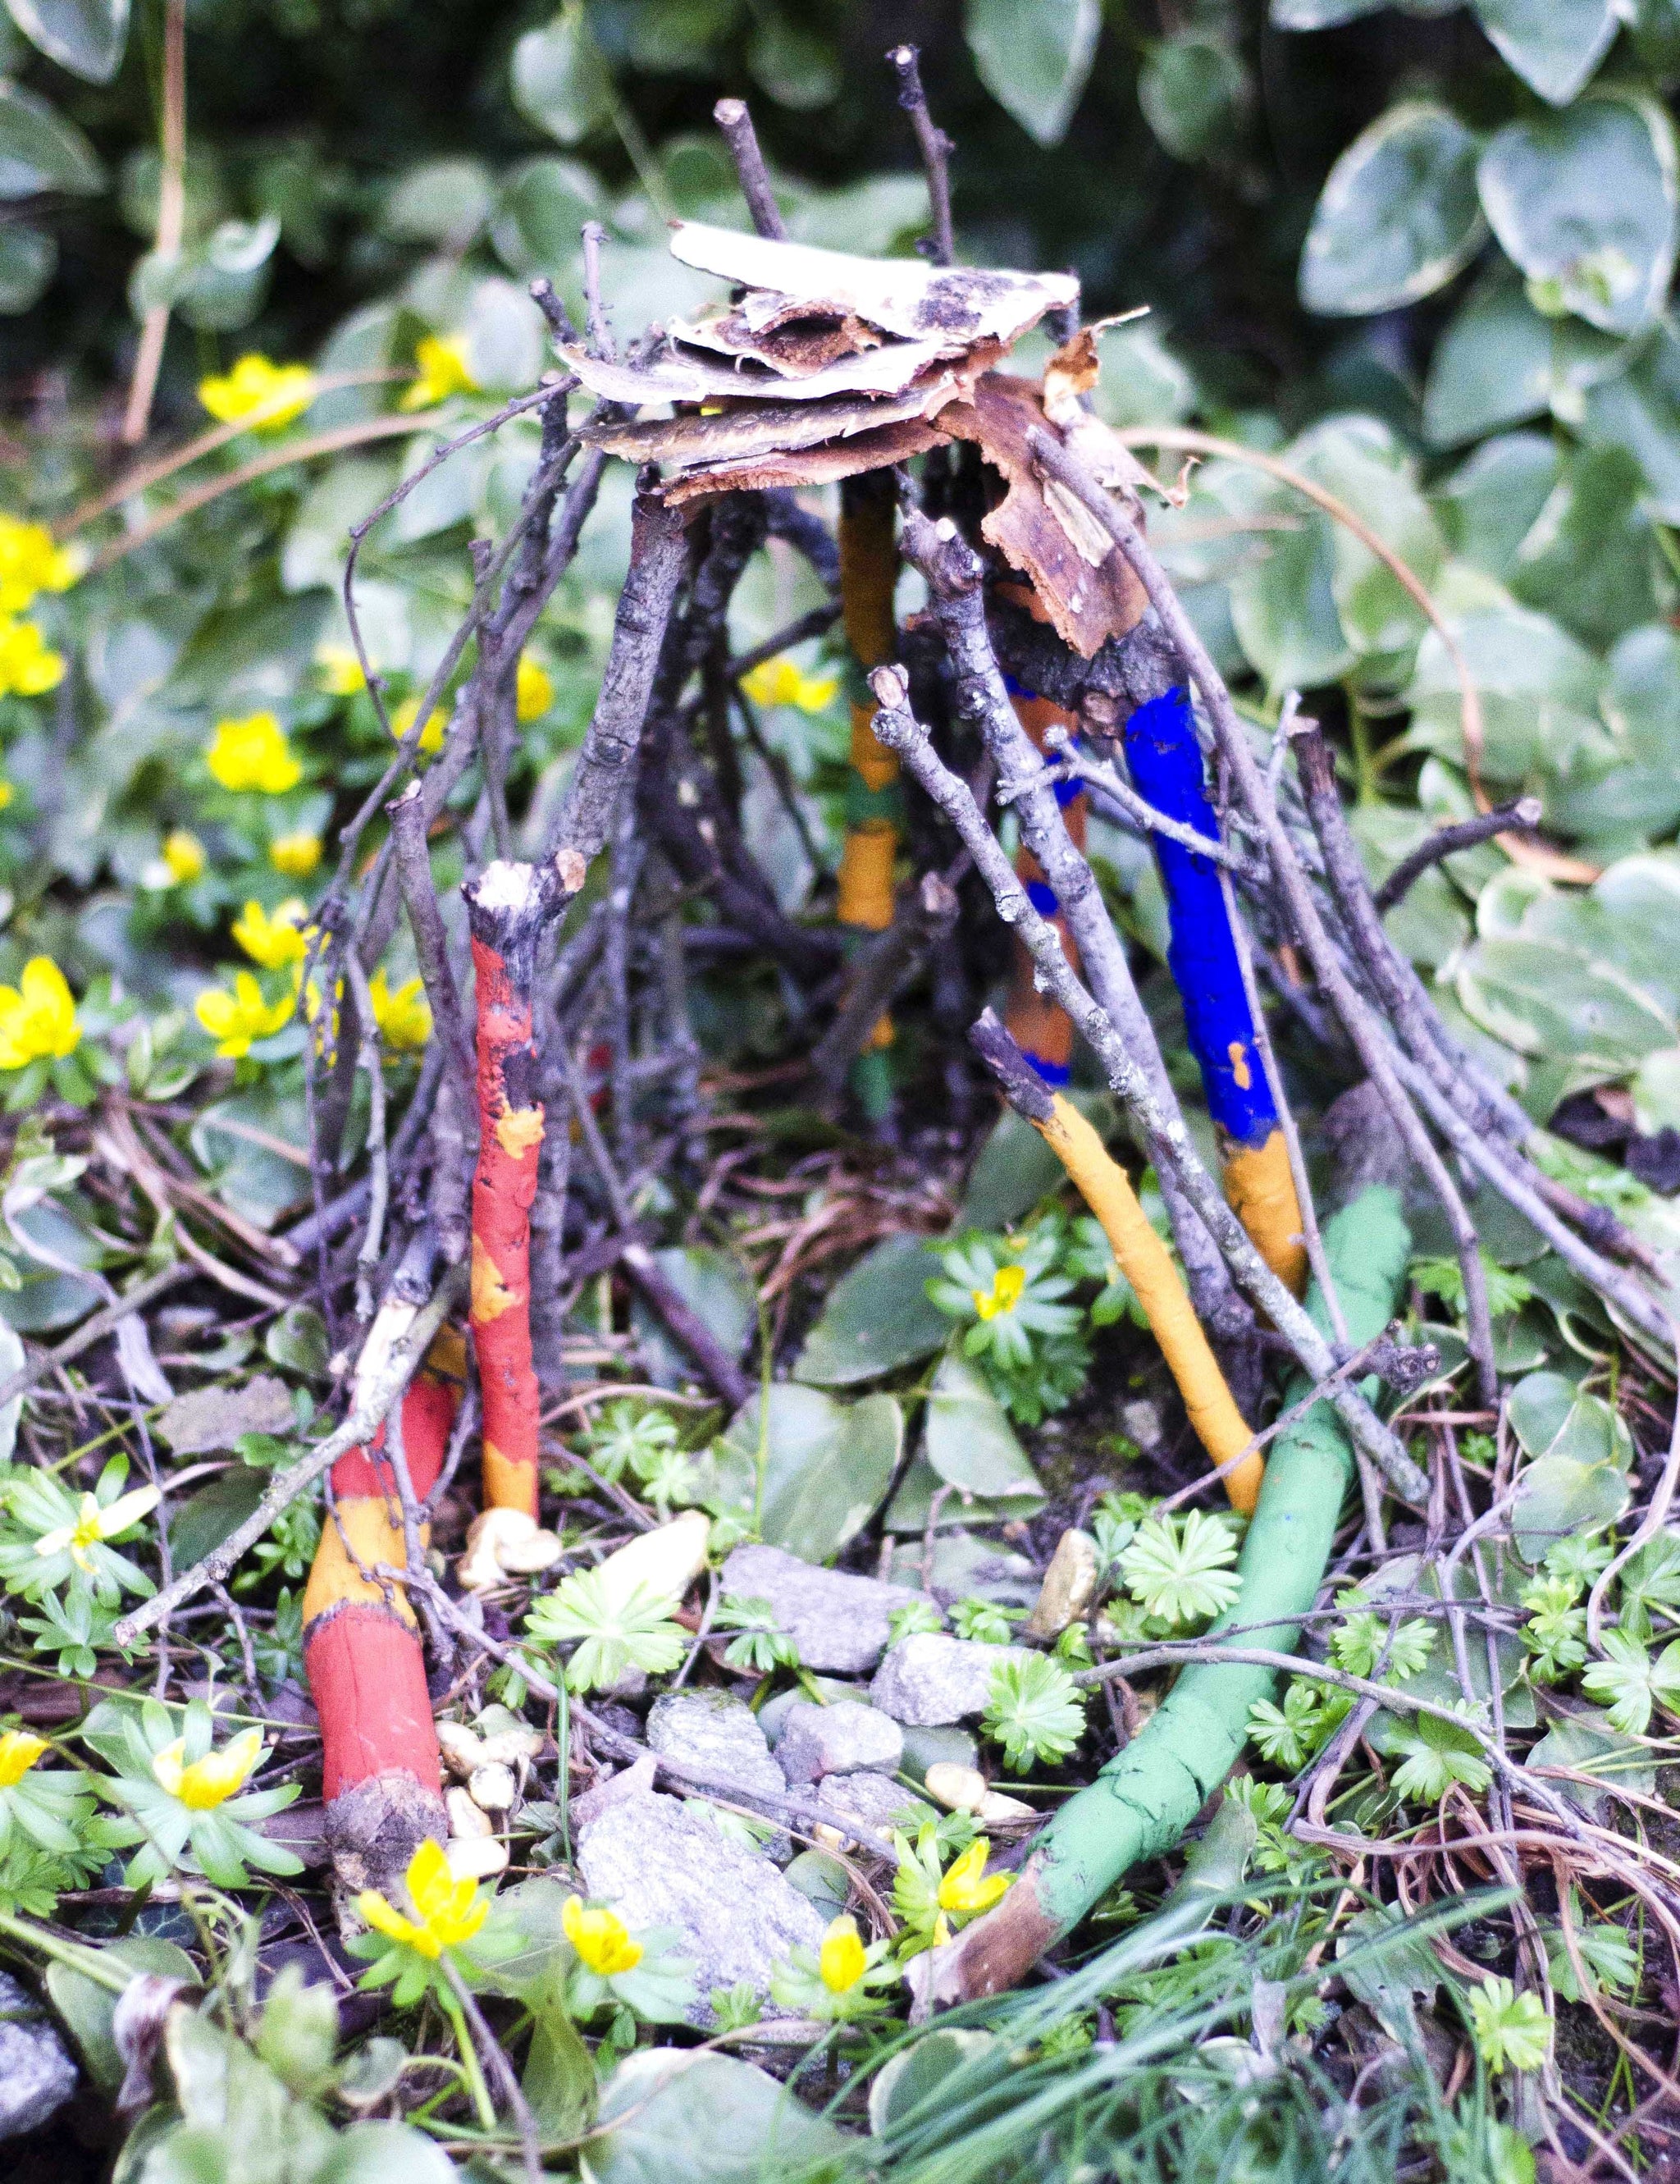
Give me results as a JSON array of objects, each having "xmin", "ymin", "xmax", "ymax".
[
  {"xmin": 1373, "ymin": 797, "xmax": 1545, "ymax": 914},
  {"xmin": 713, "ymin": 98, "xmax": 786, "ymax": 240},
  {"xmin": 0, "ymin": 1263, "xmax": 191, "ymax": 1415},
  {"xmin": 810, "ymin": 870, "xmax": 959, "ymax": 1097},
  {"xmin": 887, "ymin": 45, "xmax": 955, "ymax": 267},
  {"xmin": 386, "ymin": 780, "xmax": 476, "ymax": 1111},
  {"xmin": 121, "ymin": 0, "xmax": 186, "ymax": 445}
]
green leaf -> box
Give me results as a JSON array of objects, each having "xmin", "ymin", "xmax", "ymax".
[
  {"xmin": 1422, "ymin": 278, "xmax": 1554, "ymax": 446},
  {"xmin": 6, "ymin": 0, "xmax": 127, "ymax": 80},
  {"xmin": 1406, "ymin": 602, "xmax": 1602, "ymax": 784},
  {"xmin": 47, "ymin": 1936, "xmax": 197, "ymax": 2092},
  {"xmin": 1290, "ymin": 414, "xmax": 1445, "ymax": 656},
  {"xmin": 1527, "ymin": 1707, "xmax": 1655, "ymax": 1817},
  {"xmin": 1228, "ymin": 495, "xmax": 1351, "ymax": 693},
  {"xmin": 629, "ymin": 1245, "xmax": 754, "ymax": 1393},
  {"xmin": 1269, "ymin": 0, "xmax": 1386, "ymax": 22},
  {"xmin": 964, "ymin": 0, "xmax": 1100, "ymax": 148},
  {"xmin": 1510, "ymin": 444, "xmax": 1661, "ymax": 650},
  {"xmin": 1477, "ymin": 94, "xmax": 1678, "ymax": 338},
  {"xmin": 1137, "ymin": 36, "xmax": 1247, "ymax": 167},
  {"xmin": 382, "ymin": 158, "xmax": 494, "ymax": 246},
  {"xmin": 584, "ymin": 2049, "xmax": 843, "ymax": 2184},
  {"xmin": 1458, "ymin": 936, "xmax": 1675, "ymax": 1076},
  {"xmin": 869, "ymin": 2029, "xmax": 998, "ymax": 2138},
  {"xmin": 0, "ymin": 80, "xmax": 103, "ymax": 198},
  {"xmin": 1300, "ymin": 101, "xmax": 1485, "ymax": 318},
  {"xmin": 746, "ymin": 17, "xmax": 838, "ymax": 111},
  {"xmin": 167, "ymin": 1468, "xmax": 268, "ymax": 1570},
  {"xmin": 491, "ymin": 155, "xmax": 600, "ymax": 279},
  {"xmin": 716, "ymin": 1383, "xmax": 902, "ymax": 1560},
  {"xmin": 316, "ymin": 2123, "xmax": 460, "ymax": 2184},
  {"xmin": 512, "ymin": 1, "xmax": 613, "ymax": 147},
  {"xmin": 924, "ymin": 1349, "xmax": 1045, "ymax": 1502},
  {"xmin": 0, "ymin": 222, "xmax": 53, "ymax": 312},
  {"xmin": 1436, "ymin": 432, "xmax": 1560, "ymax": 580},
  {"xmin": 792, "ymin": 1231, "xmax": 948, "ymax": 1385},
  {"xmin": 523, "ymin": 2004, "xmax": 597, "ymax": 2138},
  {"xmin": 1583, "ymin": 317, "xmax": 1680, "ymax": 523},
  {"xmin": 1507, "ymin": 1371, "xmax": 1633, "ymax": 1562},
  {"xmin": 1468, "ymin": 0, "xmax": 1617, "ymax": 107}
]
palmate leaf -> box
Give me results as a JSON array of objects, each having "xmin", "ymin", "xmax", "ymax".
[
  {"xmin": 525, "ymin": 1571, "xmax": 687, "ymax": 1693},
  {"xmin": 1388, "ymin": 1707, "xmax": 1493, "ymax": 1803},
  {"xmin": 983, "ymin": 1653, "xmax": 1086, "ymax": 1773},
  {"xmin": 1581, "ymin": 1628, "xmax": 1680, "ymax": 1735},
  {"xmin": 1118, "ymin": 1510, "xmax": 1242, "ymax": 1627}
]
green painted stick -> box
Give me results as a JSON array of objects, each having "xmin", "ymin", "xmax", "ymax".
[{"xmin": 912, "ymin": 1184, "xmax": 1412, "ymax": 2012}]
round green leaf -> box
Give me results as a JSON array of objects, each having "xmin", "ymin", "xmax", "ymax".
[
  {"xmin": 382, "ymin": 158, "xmax": 494, "ymax": 246},
  {"xmin": 1300, "ymin": 101, "xmax": 1485, "ymax": 318},
  {"xmin": 6, "ymin": 0, "xmax": 128, "ymax": 82},
  {"xmin": 513, "ymin": 2, "xmax": 613, "ymax": 147},
  {"xmin": 1435, "ymin": 432, "xmax": 1560, "ymax": 579},
  {"xmin": 1477, "ymin": 94, "xmax": 1678, "ymax": 337},
  {"xmin": 1137, "ymin": 35, "xmax": 1247, "ymax": 167},
  {"xmin": 718, "ymin": 1383, "xmax": 903, "ymax": 1561},
  {"xmin": 0, "ymin": 222, "xmax": 53, "ymax": 312},
  {"xmin": 792, "ymin": 1231, "xmax": 949, "ymax": 1385},
  {"xmin": 584, "ymin": 2049, "xmax": 842, "ymax": 2184},
  {"xmin": 1510, "ymin": 444, "xmax": 1662, "ymax": 650},
  {"xmin": 491, "ymin": 155, "xmax": 600, "ymax": 279},
  {"xmin": 1468, "ymin": 0, "xmax": 1617, "ymax": 107},
  {"xmin": 1404, "ymin": 602, "xmax": 1601, "ymax": 782},
  {"xmin": 924, "ymin": 1350, "xmax": 1045, "ymax": 1502},
  {"xmin": 746, "ymin": 17, "xmax": 839, "ymax": 110},
  {"xmin": 1584, "ymin": 318, "xmax": 1680, "ymax": 522},
  {"xmin": 0, "ymin": 80, "xmax": 103, "ymax": 199},
  {"xmin": 965, "ymin": 0, "xmax": 1100, "ymax": 148},
  {"xmin": 1422, "ymin": 279, "xmax": 1551, "ymax": 446},
  {"xmin": 1455, "ymin": 935, "xmax": 1674, "ymax": 1071}
]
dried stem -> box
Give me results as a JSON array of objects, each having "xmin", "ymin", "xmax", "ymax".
[
  {"xmin": 887, "ymin": 44, "xmax": 955, "ymax": 267},
  {"xmin": 1373, "ymin": 796, "xmax": 1544, "ymax": 913},
  {"xmin": 121, "ymin": 0, "xmax": 186, "ymax": 445},
  {"xmin": 713, "ymin": 97, "xmax": 786, "ymax": 240}
]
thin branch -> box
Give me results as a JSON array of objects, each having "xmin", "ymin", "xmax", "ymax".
[
  {"xmin": 1372, "ymin": 797, "xmax": 1545, "ymax": 913},
  {"xmin": 386, "ymin": 780, "xmax": 476, "ymax": 1112},
  {"xmin": 886, "ymin": 44, "xmax": 955, "ymax": 267},
  {"xmin": 713, "ymin": 97, "xmax": 786, "ymax": 240},
  {"xmin": 121, "ymin": 0, "xmax": 185, "ymax": 445},
  {"xmin": 810, "ymin": 870, "xmax": 959, "ymax": 1097},
  {"xmin": 0, "ymin": 1262, "xmax": 191, "ymax": 1415}
]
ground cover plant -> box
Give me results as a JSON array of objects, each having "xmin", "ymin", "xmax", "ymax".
[{"xmin": 5, "ymin": 3, "xmax": 1680, "ymax": 2181}]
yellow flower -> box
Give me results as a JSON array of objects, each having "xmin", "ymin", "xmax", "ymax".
[
  {"xmin": 270, "ymin": 830, "xmax": 322, "ymax": 879},
  {"xmin": 0, "ymin": 781, "xmax": 11, "ymax": 812},
  {"xmin": 34, "ymin": 1484, "xmax": 161, "ymax": 1573},
  {"xmin": 0, "ymin": 514, "xmax": 78, "ymax": 615},
  {"xmin": 151, "ymin": 1725, "xmax": 265, "ymax": 1810},
  {"xmin": 938, "ymin": 1838, "xmax": 1011, "ymax": 1917},
  {"xmin": 207, "ymin": 712, "xmax": 302, "ymax": 795},
  {"xmin": 972, "ymin": 1264, "xmax": 1026, "ymax": 1322},
  {"xmin": 401, "ymin": 333, "xmax": 478, "ymax": 411},
  {"xmin": 741, "ymin": 656, "xmax": 839, "ymax": 714},
  {"xmin": 195, "ymin": 971, "xmax": 295, "ymax": 1058},
  {"xmin": 0, "ymin": 957, "xmax": 80, "ymax": 1070},
  {"xmin": 162, "ymin": 830, "xmax": 207, "ymax": 884},
  {"xmin": 390, "ymin": 695, "xmax": 446, "ymax": 755},
  {"xmin": 358, "ymin": 1839, "xmax": 489, "ymax": 1960},
  {"xmin": 315, "ymin": 644, "xmax": 367, "ymax": 697},
  {"xmin": 515, "ymin": 656, "xmax": 553, "ymax": 722},
  {"xmin": 368, "ymin": 968, "xmax": 431, "ymax": 1052},
  {"xmin": 819, "ymin": 1914, "xmax": 867, "ymax": 1994},
  {"xmin": 0, "ymin": 1729, "xmax": 48, "ymax": 1787},
  {"xmin": 561, "ymin": 1894, "xmax": 643, "ymax": 1976},
  {"xmin": 198, "ymin": 354, "xmax": 318, "ymax": 434},
  {"xmin": 0, "ymin": 619, "xmax": 65, "ymax": 697},
  {"xmin": 231, "ymin": 898, "xmax": 311, "ymax": 971}
]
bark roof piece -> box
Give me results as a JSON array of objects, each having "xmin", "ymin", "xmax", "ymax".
[
  {"xmin": 560, "ymin": 330, "xmax": 958, "ymax": 408},
  {"xmin": 667, "ymin": 221, "xmax": 1079, "ymax": 349},
  {"xmin": 660, "ymin": 416, "xmax": 947, "ymax": 508},
  {"xmin": 932, "ymin": 374, "xmax": 1149, "ymax": 660}
]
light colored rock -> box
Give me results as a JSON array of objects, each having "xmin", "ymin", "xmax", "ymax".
[
  {"xmin": 497, "ymin": 1528, "xmax": 565, "ymax": 1574},
  {"xmin": 977, "ymin": 1789, "xmax": 1036, "ymax": 1825},
  {"xmin": 468, "ymin": 1761, "xmax": 518, "ymax": 1812},
  {"xmin": 1024, "ymin": 1528, "xmax": 1100, "ymax": 1642},
  {"xmin": 924, "ymin": 1761, "xmax": 989, "ymax": 1812},
  {"xmin": 721, "ymin": 1544, "xmax": 920, "ymax": 1674},
  {"xmin": 445, "ymin": 1834, "xmax": 509, "ymax": 1880},
  {"xmin": 815, "ymin": 1770, "xmax": 930, "ymax": 1836},
  {"xmin": 776, "ymin": 1699, "xmax": 902, "ymax": 1786},
  {"xmin": 459, "ymin": 1507, "xmax": 538, "ymax": 1592},
  {"xmin": 445, "ymin": 1786, "xmax": 492, "ymax": 1839},
  {"xmin": 0, "ymin": 1970, "xmax": 75, "ymax": 2141},
  {"xmin": 899, "ymin": 1722, "xmax": 979, "ymax": 1782},
  {"xmin": 594, "ymin": 1510, "xmax": 710, "ymax": 1612},
  {"xmin": 869, "ymin": 1633, "xmax": 1029, "ymax": 1725},
  {"xmin": 478, "ymin": 1725, "xmax": 544, "ymax": 1767},
  {"xmin": 646, "ymin": 1688, "xmax": 784, "ymax": 1802},
  {"xmin": 436, "ymin": 1720, "xmax": 485, "ymax": 1778},
  {"xmin": 577, "ymin": 1789, "xmax": 825, "ymax": 2026}
]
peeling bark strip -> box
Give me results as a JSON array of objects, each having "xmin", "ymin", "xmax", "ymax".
[
  {"xmin": 465, "ymin": 859, "xmax": 559, "ymax": 1514},
  {"xmin": 302, "ymin": 1355, "xmax": 459, "ymax": 1893}
]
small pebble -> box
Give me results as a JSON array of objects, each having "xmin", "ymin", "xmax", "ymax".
[
  {"xmin": 478, "ymin": 1725, "xmax": 544, "ymax": 1767},
  {"xmin": 459, "ymin": 1507, "xmax": 538, "ymax": 1592},
  {"xmin": 445, "ymin": 1786, "xmax": 491, "ymax": 1839},
  {"xmin": 436, "ymin": 1721, "xmax": 485, "ymax": 1778},
  {"xmin": 445, "ymin": 1834, "xmax": 509, "ymax": 1880},
  {"xmin": 924, "ymin": 1761, "xmax": 989, "ymax": 1813},
  {"xmin": 497, "ymin": 1528, "xmax": 565, "ymax": 1574},
  {"xmin": 468, "ymin": 1761, "xmax": 518, "ymax": 1812}
]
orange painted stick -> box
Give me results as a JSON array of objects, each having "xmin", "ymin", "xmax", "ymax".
[
  {"xmin": 303, "ymin": 1352, "xmax": 460, "ymax": 1891},
  {"xmin": 464, "ymin": 860, "xmax": 557, "ymax": 1517}
]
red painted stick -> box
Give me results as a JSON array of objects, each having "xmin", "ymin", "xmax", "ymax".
[{"xmin": 464, "ymin": 860, "xmax": 558, "ymax": 1516}]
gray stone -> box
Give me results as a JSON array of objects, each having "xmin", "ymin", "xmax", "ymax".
[
  {"xmin": 721, "ymin": 1544, "xmax": 920, "ymax": 1674},
  {"xmin": 776, "ymin": 1698, "xmax": 903, "ymax": 1786},
  {"xmin": 646, "ymin": 1688, "xmax": 785, "ymax": 1803},
  {"xmin": 0, "ymin": 1971, "xmax": 76, "ymax": 2141},
  {"xmin": 815, "ymin": 1771, "xmax": 932, "ymax": 1835},
  {"xmin": 869, "ymin": 1633, "xmax": 1029, "ymax": 1725},
  {"xmin": 577, "ymin": 1790, "xmax": 825, "ymax": 2027}
]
